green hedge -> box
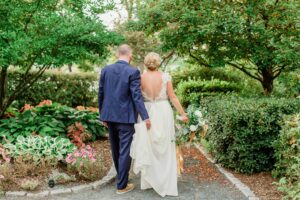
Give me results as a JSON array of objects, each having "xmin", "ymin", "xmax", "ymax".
[
  {"xmin": 8, "ymin": 70, "xmax": 98, "ymax": 108},
  {"xmin": 273, "ymin": 115, "xmax": 300, "ymax": 199},
  {"xmin": 202, "ymin": 97, "xmax": 300, "ymax": 174},
  {"xmin": 176, "ymin": 79, "xmax": 241, "ymax": 107},
  {"xmin": 172, "ymin": 65, "xmax": 243, "ymax": 87}
]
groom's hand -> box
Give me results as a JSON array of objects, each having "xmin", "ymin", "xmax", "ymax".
[
  {"xmin": 145, "ymin": 119, "xmax": 151, "ymax": 130},
  {"xmin": 101, "ymin": 121, "xmax": 108, "ymax": 128}
]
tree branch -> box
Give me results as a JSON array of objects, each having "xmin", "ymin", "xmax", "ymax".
[
  {"xmin": 24, "ymin": 0, "xmax": 42, "ymax": 32},
  {"xmin": 227, "ymin": 61, "xmax": 262, "ymax": 81},
  {"xmin": 189, "ymin": 49, "xmax": 213, "ymax": 68},
  {"xmin": 4, "ymin": 65, "xmax": 49, "ymax": 109}
]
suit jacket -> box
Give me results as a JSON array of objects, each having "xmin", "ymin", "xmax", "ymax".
[{"xmin": 98, "ymin": 60, "xmax": 149, "ymax": 124}]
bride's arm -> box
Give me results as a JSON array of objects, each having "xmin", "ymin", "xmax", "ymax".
[{"xmin": 167, "ymin": 80, "xmax": 188, "ymax": 121}]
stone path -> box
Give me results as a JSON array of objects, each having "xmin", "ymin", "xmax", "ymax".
[{"xmin": 3, "ymin": 173, "xmax": 247, "ymax": 200}]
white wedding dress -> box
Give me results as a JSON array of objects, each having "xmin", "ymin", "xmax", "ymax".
[{"xmin": 130, "ymin": 73, "xmax": 178, "ymax": 197}]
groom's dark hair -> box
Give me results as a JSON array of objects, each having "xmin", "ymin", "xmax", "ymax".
[{"xmin": 117, "ymin": 44, "xmax": 132, "ymax": 56}]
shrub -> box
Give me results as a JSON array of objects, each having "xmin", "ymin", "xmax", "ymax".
[
  {"xmin": 202, "ymin": 97, "xmax": 300, "ymax": 174},
  {"xmin": 273, "ymin": 70, "xmax": 300, "ymax": 98},
  {"xmin": 4, "ymin": 136, "xmax": 76, "ymax": 164},
  {"xmin": 273, "ymin": 115, "xmax": 300, "ymax": 199},
  {"xmin": 176, "ymin": 79, "xmax": 241, "ymax": 107},
  {"xmin": 66, "ymin": 145, "xmax": 104, "ymax": 180},
  {"xmin": 0, "ymin": 102, "xmax": 106, "ymax": 144},
  {"xmin": 8, "ymin": 70, "xmax": 98, "ymax": 109},
  {"xmin": 172, "ymin": 65, "xmax": 242, "ymax": 87}
]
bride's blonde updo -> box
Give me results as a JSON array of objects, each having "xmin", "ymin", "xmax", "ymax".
[{"xmin": 144, "ymin": 52, "xmax": 161, "ymax": 71}]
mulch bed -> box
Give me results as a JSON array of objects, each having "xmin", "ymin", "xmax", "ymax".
[
  {"xmin": 229, "ymin": 170, "xmax": 284, "ymax": 200},
  {"xmin": 1, "ymin": 139, "xmax": 112, "ymax": 192},
  {"xmin": 181, "ymin": 145, "xmax": 284, "ymax": 200}
]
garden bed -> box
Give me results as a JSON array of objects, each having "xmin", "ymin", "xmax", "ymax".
[
  {"xmin": 0, "ymin": 139, "xmax": 111, "ymax": 192},
  {"xmin": 229, "ymin": 170, "xmax": 284, "ymax": 200},
  {"xmin": 184, "ymin": 144, "xmax": 284, "ymax": 200}
]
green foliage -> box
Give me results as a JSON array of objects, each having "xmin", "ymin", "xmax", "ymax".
[
  {"xmin": 202, "ymin": 97, "xmax": 300, "ymax": 174},
  {"xmin": 0, "ymin": 0, "xmax": 123, "ymax": 116},
  {"xmin": 273, "ymin": 115, "xmax": 300, "ymax": 199},
  {"xmin": 0, "ymin": 103, "xmax": 106, "ymax": 144},
  {"xmin": 136, "ymin": 0, "xmax": 300, "ymax": 94},
  {"xmin": 273, "ymin": 71, "xmax": 300, "ymax": 98},
  {"xmin": 172, "ymin": 65, "xmax": 242, "ymax": 87},
  {"xmin": 176, "ymin": 105, "xmax": 207, "ymax": 145},
  {"xmin": 3, "ymin": 136, "xmax": 76, "ymax": 163},
  {"xmin": 176, "ymin": 79, "xmax": 241, "ymax": 107},
  {"xmin": 9, "ymin": 70, "xmax": 98, "ymax": 108}
]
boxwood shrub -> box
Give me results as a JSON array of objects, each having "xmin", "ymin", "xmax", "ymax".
[
  {"xmin": 8, "ymin": 70, "xmax": 98, "ymax": 108},
  {"xmin": 172, "ymin": 65, "xmax": 242, "ymax": 87},
  {"xmin": 176, "ymin": 79, "xmax": 241, "ymax": 107},
  {"xmin": 202, "ymin": 96, "xmax": 300, "ymax": 174},
  {"xmin": 272, "ymin": 115, "xmax": 300, "ymax": 199}
]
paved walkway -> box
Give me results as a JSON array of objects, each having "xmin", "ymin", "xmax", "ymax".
[{"xmin": 4, "ymin": 173, "xmax": 247, "ymax": 200}]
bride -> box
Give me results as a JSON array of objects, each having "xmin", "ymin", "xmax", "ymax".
[{"xmin": 130, "ymin": 52, "xmax": 188, "ymax": 197}]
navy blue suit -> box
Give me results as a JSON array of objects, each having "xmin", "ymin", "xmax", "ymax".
[{"xmin": 98, "ymin": 60, "xmax": 149, "ymax": 189}]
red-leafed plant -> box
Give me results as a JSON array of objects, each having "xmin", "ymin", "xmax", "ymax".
[{"xmin": 67, "ymin": 122, "xmax": 92, "ymax": 149}]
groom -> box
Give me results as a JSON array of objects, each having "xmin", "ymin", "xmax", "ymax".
[{"xmin": 98, "ymin": 44, "xmax": 151, "ymax": 194}]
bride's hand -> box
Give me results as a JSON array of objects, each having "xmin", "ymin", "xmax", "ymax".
[{"xmin": 181, "ymin": 114, "xmax": 189, "ymax": 123}]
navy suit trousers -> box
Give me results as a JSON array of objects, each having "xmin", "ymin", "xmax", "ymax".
[{"xmin": 107, "ymin": 122, "xmax": 135, "ymax": 190}]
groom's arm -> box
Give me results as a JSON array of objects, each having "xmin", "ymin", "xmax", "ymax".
[
  {"xmin": 129, "ymin": 70, "xmax": 149, "ymax": 121},
  {"xmin": 98, "ymin": 69, "xmax": 105, "ymax": 114}
]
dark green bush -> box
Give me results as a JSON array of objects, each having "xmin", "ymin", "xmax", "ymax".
[
  {"xmin": 0, "ymin": 103, "xmax": 106, "ymax": 144},
  {"xmin": 8, "ymin": 70, "xmax": 98, "ymax": 108},
  {"xmin": 202, "ymin": 97, "xmax": 300, "ymax": 174},
  {"xmin": 272, "ymin": 115, "xmax": 300, "ymax": 199},
  {"xmin": 172, "ymin": 65, "xmax": 242, "ymax": 87},
  {"xmin": 176, "ymin": 79, "xmax": 241, "ymax": 107}
]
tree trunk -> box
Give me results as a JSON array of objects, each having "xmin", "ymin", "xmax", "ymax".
[
  {"xmin": 0, "ymin": 67, "xmax": 8, "ymax": 117},
  {"xmin": 261, "ymin": 67, "xmax": 274, "ymax": 96},
  {"xmin": 68, "ymin": 63, "xmax": 72, "ymax": 72}
]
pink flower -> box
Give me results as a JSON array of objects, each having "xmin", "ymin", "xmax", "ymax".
[
  {"xmin": 74, "ymin": 151, "xmax": 81, "ymax": 157},
  {"xmin": 0, "ymin": 175, "xmax": 4, "ymax": 179},
  {"xmin": 66, "ymin": 154, "xmax": 76, "ymax": 165}
]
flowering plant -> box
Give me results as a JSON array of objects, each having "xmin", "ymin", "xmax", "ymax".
[
  {"xmin": 175, "ymin": 105, "xmax": 208, "ymax": 145},
  {"xmin": 65, "ymin": 145, "xmax": 103, "ymax": 180},
  {"xmin": 65, "ymin": 145, "xmax": 96, "ymax": 165}
]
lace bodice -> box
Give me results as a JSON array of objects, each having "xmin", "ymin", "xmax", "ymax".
[{"xmin": 142, "ymin": 72, "xmax": 172, "ymax": 102}]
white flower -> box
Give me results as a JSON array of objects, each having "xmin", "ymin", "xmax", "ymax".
[
  {"xmin": 194, "ymin": 110, "xmax": 203, "ymax": 118},
  {"xmin": 198, "ymin": 121, "xmax": 205, "ymax": 127},
  {"xmin": 0, "ymin": 175, "xmax": 4, "ymax": 179},
  {"xmin": 190, "ymin": 125, "xmax": 197, "ymax": 132}
]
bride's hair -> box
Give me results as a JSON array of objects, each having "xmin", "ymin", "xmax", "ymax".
[{"xmin": 144, "ymin": 52, "xmax": 161, "ymax": 71}]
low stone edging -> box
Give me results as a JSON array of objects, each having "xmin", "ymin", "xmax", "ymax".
[
  {"xmin": 3, "ymin": 166, "xmax": 117, "ymax": 199},
  {"xmin": 194, "ymin": 143, "xmax": 260, "ymax": 200}
]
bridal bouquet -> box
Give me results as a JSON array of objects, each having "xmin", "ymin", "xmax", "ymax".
[{"xmin": 175, "ymin": 105, "xmax": 208, "ymax": 145}]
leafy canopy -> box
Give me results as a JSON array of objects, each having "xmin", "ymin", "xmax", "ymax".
[{"xmin": 133, "ymin": 0, "xmax": 300, "ymax": 94}]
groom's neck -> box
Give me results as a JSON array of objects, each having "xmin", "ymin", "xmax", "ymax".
[{"xmin": 118, "ymin": 56, "xmax": 130, "ymax": 64}]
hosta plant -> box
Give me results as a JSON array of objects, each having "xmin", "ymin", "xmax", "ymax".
[
  {"xmin": 4, "ymin": 136, "xmax": 76, "ymax": 164},
  {"xmin": 0, "ymin": 101, "xmax": 106, "ymax": 144}
]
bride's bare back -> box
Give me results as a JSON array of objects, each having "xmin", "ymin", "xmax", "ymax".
[
  {"xmin": 141, "ymin": 71, "xmax": 164, "ymax": 101},
  {"xmin": 141, "ymin": 71, "xmax": 187, "ymax": 118}
]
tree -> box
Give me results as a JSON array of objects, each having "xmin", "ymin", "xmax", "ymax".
[
  {"xmin": 135, "ymin": 0, "xmax": 300, "ymax": 95},
  {"xmin": 0, "ymin": 0, "xmax": 122, "ymax": 117}
]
